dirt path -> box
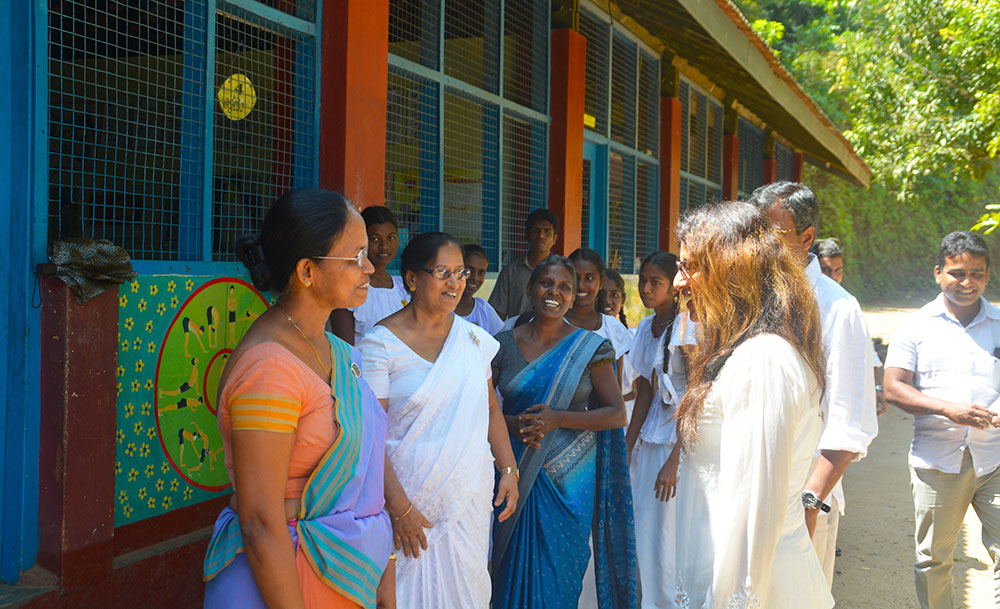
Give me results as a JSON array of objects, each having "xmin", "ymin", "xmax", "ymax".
[{"xmin": 831, "ymin": 308, "xmax": 993, "ymax": 608}]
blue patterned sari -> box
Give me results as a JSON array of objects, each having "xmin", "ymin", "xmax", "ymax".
[{"xmin": 491, "ymin": 329, "xmax": 637, "ymax": 609}]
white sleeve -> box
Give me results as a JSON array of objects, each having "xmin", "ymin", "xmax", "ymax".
[
  {"xmin": 478, "ymin": 299, "xmax": 505, "ymax": 335},
  {"xmin": 358, "ymin": 331, "xmax": 391, "ymax": 399},
  {"xmin": 711, "ymin": 337, "xmax": 812, "ymax": 608},
  {"xmin": 816, "ymin": 297, "xmax": 878, "ymax": 458},
  {"xmin": 884, "ymin": 320, "xmax": 918, "ymax": 372}
]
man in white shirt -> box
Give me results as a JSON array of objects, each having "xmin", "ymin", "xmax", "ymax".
[
  {"xmin": 749, "ymin": 182, "xmax": 879, "ymax": 586},
  {"xmin": 884, "ymin": 231, "xmax": 1000, "ymax": 609}
]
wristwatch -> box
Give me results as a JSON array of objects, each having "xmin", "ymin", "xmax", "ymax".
[{"xmin": 802, "ymin": 489, "xmax": 832, "ymax": 513}]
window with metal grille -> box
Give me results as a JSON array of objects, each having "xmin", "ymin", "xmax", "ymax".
[
  {"xmin": 678, "ymin": 76, "xmax": 722, "ymax": 212},
  {"xmin": 46, "ymin": 0, "xmax": 318, "ymax": 263},
  {"xmin": 579, "ymin": 9, "xmax": 609, "ymax": 136},
  {"xmin": 637, "ymin": 52, "xmax": 659, "ymax": 158},
  {"xmin": 386, "ymin": 0, "xmax": 548, "ymax": 272},
  {"xmin": 607, "ymin": 152, "xmax": 635, "ymax": 273},
  {"xmin": 635, "ymin": 161, "xmax": 658, "ymax": 262},
  {"xmin": 581, "ymin": 158, "xmax": 592, "ymax": 247},
  {"xmin": 610, "ymin": 34, "xmax": 636, "ymax": 148},
  {"xmin": 775, "ymin": 140, "xmax": 795, "ymax": 182},
  {"xmin": 737, "ymin": 117, "xmax": 764, "ymax": 199}
]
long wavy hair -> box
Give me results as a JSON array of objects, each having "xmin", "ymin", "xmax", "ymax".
[{"xmin": 676, "ymin": 201, "xmax": 825, "ymax": 449}]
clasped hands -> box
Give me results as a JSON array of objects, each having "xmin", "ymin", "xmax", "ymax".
[{"xmin": 514, "ymin": 403, "xmax": 562, "ymax": 449}]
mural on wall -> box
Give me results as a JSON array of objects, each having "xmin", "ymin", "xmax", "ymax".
[{"xmin": 116, "ymin": 275, "xmax": 269, "ymax": 525}]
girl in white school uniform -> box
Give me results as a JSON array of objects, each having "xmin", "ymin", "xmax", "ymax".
[
  {"xmin": 625, "ymin": 251, "xmax": 695, "ymax": 609},
  {"xmin": 456, "ymin": 244, "xmax": 504, "ymax": 335}
]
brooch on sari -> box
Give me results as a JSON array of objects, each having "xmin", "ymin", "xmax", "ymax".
[
  {"xmin": 351, "ymin": 362, "xmax": 362, "ymax": 378},
  {"xmin": 469, "ymin": 330, "xmax": 480, "ymax": 346}
]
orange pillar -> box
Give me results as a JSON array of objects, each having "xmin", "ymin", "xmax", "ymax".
[
  {"xmin": 660, "ymin": 97, "xmax": 682, "ymax": 253},
  {"xmin": 319, "ymin": 0, "xmax": 389, "ymax": 209},
  {"xmin": 763, "ymin": 158, "xmax": 777, "ymax": 184},
  {"xmin": 722, "ymin": 134, "xmax": 739, "ymax": 200},
  {"xmin": 548, "ymin": 29, "xmax": 586, "ymax": 255},
  {"xmin": 793, "ymin": 152, "xmax": 804, "ymax": 183}
]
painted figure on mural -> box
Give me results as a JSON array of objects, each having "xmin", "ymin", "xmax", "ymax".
[
  {"xmin": 159, "ymin": 357, "xmax": 200, "ymax": 398},
  {"xmin": 158, "ymin": 395, "xmax": 204, "ymax": 415},
  {"xmin": 206, "ymin": 305, "xmax": 220, "ymax": 348},
  {"xmin": 182, "ymin": 316, "xmax": 207, "ymax": 357},
  {"xmin": 227, "ymin": 285, "xmax": 239, "ymax": 345}
]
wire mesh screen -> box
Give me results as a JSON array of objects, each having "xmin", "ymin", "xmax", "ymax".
[
  {"xmin": 581, "ymin": 158, "xmax": 592, "ymax": 248},
  {"xmin": 610, "ymin": 34, "xmax": 637, "ymax": 148},
  {"xmin": 688, "ymin": 87, "xmax": 708, "ymax": 179},
  {"xmin": 679, "ymin": 175, "xmax": 689, "ymax": 216},
  {"xmin": 444, "ymin": 0, "xmax": 500, "ymax": 94},
  {"xmin": 389, "ymin": 0, "xmax": 440, "ymax": 68},
  {"xmin": 607, "ymin": 152, "xmax": 635, "ymax": 273},
  {"xmin": 775, "ymin": 140, "xmax": 794, "ymax": 182},
  {"xmin": 637, "ymin": 52, "xmax": 658, "ymax": 158},
  {"xmin": 442, "ymin": 90, "xmax": 500, "ymax": 263},
  {"xmin": 708, "ymin": 102, "xmax": 723, "ymax": 184},
  {"xmin": 211, "ymin": 4, "xmax": 316, "ymax": 260},
  {"xmin": 688, "ymin": 180, "xmax": 707, "ymax": 212},
  {"xmin": 386, "ymin": 67, "xmax": 440, "ymax": 241},
  {"xmin": 501, "ymin": 113, "xmax": 546, "ymax": 268},
  {"xmin": 579, "ymin": 9, "xmax": 609, "ymax": 136},
  {"xmin": 737, "ymin": 117, "xmax": 764, "ymax": 198},
  {"xmin": 679, "ymin": 79, "xmax": 689, "ymax": 173},
  {"xmin": 503, "ymin": 0, "xmax": 547, "ymax": 114},
  {"xmin": 47, "ymin": 0, "xmax": 207, "ymax": 259},
  {"xmin": 635, "ymin": 161, "xmax": 658, "ymax": 260},
  {"xmin": 709, "ymin": 185, "xmax": 722, "ymax": 205},
  {"xmin": 258, "ymin": 0, "xmax": 316, "ymax": 23}
]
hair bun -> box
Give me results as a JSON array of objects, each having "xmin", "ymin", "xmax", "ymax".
[{"xmin": 235, "ymin": 232, "xmax": 272, "ymax": 292}]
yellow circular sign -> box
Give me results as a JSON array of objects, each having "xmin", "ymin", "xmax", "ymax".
[{"xmin": 217, "ymin": 73, "xmax": 257, "ymax": 121}]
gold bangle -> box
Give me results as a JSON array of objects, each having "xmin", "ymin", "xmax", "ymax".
[
  {"xmin": 389, "ymin": 552, "xmax": 397, "ymax": 561},
  {"xmin": 500, "ymin": 466, "xmax": 519, "ymax": 480},
  {"xmin": 392, "ymin": 501, "xmax": 413, "ymax": 521}
]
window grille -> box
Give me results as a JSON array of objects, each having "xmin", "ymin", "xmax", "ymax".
[
  {"xmin": 607, "ymin": 152, "xmax": 635, "ymax": 273},
  {"xmin": 389, "ymin": 0, "xmax": 440, "ymax": 69},
  {"xmin": 679, "ymin": 175, "xmax": 689, "ymax": 216},
  {"xmin": 610, "ymin": 34, "xmax": 637, "ymax": 148},
  {"xmin": 678, "ymin": 76, "xmax": 723, "ymax": 212},
  {"xmin": 737, "ymin": 117, "xmax": 764, "ymax": 199},
  {"xmin": 688, "ymin": 89, "xmax": 707, "ymax": 178},
  {"xmin": 707, "ymin": 103, "xmax": 723, "ymax": 184},
  {"xmin": 502, "ymin": 113, "xmax": 546, "ymax": 266},
  {"xmin": 637, "ymin": 52, "xmax": 659, "ymax": 158},
  {"xmin": 775, "ymin": 140, "xmax": 795, "ymax": 182},
  {"xmin": 581, "ymin": 157, "xmax": 592, "ymax": 248},
  {"xmin": 441, "ymin": 90, "xmax": 500, "ymax": 265},
  {"xmin": 679, "ymin": 80, "xmax": 689, "ymax": 174},
  {"xmin": 47, "ymin": 0, "xmax": 318, "ymax": 262},
  {"xmin": 503, "ymin": 0, "xmax": 548, "ymax": 114},
  {"xmin": 385, "ymin": 67, "xmax": 440, "ymax": 242},
  {"xmin": 635, "ymin": 161, "xmax": 658, "ymax": 261},
  {"xmin": 212, "ymin": 3, "xmax": 317, "ymax": 260},
  {"xmin": 443, "ymin": 0, "xmax": 500, "ymax": 94},
  {"xmin": 579, "ymin": 9, "xmax": 609, "ymax": 136}
]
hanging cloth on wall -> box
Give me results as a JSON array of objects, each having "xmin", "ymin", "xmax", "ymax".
[{"xmin": 47, "ymin": 238, "xmax": 138, "ymax": 304}]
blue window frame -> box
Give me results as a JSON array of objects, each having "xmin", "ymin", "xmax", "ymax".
[{"xmin": 385, "ymin": 0, "xmax": 550, "ymax": 271}]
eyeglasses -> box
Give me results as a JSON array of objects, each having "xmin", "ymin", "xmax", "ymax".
[
  {"xmin": 312, "ymin": 248, "xmax": 368, "ymax": 267},
  {"xmin": 677, "ymin": 259, "xmax": 693, "ymax": 280},
  {"xmin": 421, "ymin": 267, "xmax": 472, "ymax": 280},
  {"xmin": 774, "ymin": 227, "xmax": 795, "ymax": 235}
]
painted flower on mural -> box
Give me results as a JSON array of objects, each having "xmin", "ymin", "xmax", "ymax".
[
  {"xmin": 116, "ymin": 430, "xmax": 125, "ymax": 444},
  {"xmin": 128, "ymin": 468, "xmax": 138, "ymax": 482},
  {"xmin": 131, "ymin": 281, "xmax": 139, "ymax": 293},
  {"xmin": 150, "ymin": 284, "xmax": 158, "ymax": 296},
  {"xmin": 139, "ymin": 443, "xmax": 150, "ymax": 458},
  {"xmin": 146, "ymin": 427, "xmax": 156, "ymax": 440},
  {"xmin": 167, "ymin": 280, "xmax": 176, "ymax": 293},
  {"xmin": 170, "ymin": 479, "xmax": 179, "ymax": 492},
  {"xmin": 122, "ymin": 504, "xmax": 133, "ymax": 519},
  {"xmin": 117, "ymin": 381, "xmax": 122, "ymax": 396},
  {"xmin": 147, "ymin": 497, "xmax": 156, "ymax": 509},
  {"xmin": 147, "ymin": 341, "xmax": 156, "ymax": 353},
  {"xmin": 115, "ymin": 460, "xmax": 122, "ymax": 474},
  {"xmin": 138, "ymin": 487, "xmax": 147, "ymax": 500},
  {"xmin": 185, "ymin": 279, "xmax": 194, "ymax": 291},
  {"xmin": 125, "ymin": 402, "xmax": 134, "ymax": 417},
  {"xmin": 161, "ymin": 461, "xmax": 170, "ymax": 474},
  {"xmin": 119, "ymin": 295, "xmax": 127, "ymax": 308},
  {"xmin": 141, "ymin": 401, "xmax": 152, "ymax": 416},
  {"xmin": 156, "ymin": 303, "xmax": 166, "ymax": 316},
  {"xmin": 124, "ymin": 317, "xmax": 134, "ymax": 331},
  {"xmin": 138, "ymin": 299, "xmax": 147, "ymax": 312},
  {"xmin": 121, "ymin": 339, "xmax": 129, "ymax": 352},
  {"xmin": 117, "ymin": 365, "xmax": 125, "ymax": 377},
  {"xmin": 135, "ymin": 360, "xmax": 144, "ymax": 373},
  {"xmin": 162, "ymin": 496, "xmax": 173, "ymax": 510},
  {"xmin": 183, "ymin": 487, "xmax": 193, "ymax": 501},
  {"xmin": 118, "ymin": 490, "xmax": 128, "ymax": 505},
  {"xmin": 130, "ymin": 380, "xmax": 140, "ymax": 393},
  {"xmin": 170, "ymin": 295, "xmax": 179, "ymax": 309},
  {"xmin": 155, "ymin": 479, "xmax": 164, "ymax": 492},
  {"xmin": 125, "ymin": 442, "xmax": 136, "ymax": 457},
  {"xmin": 144, "ymin": 379, "xmax": 153, "ymax": 390},
  {"xmin": 133, "ymin": 422, "xmax": 142, "ymax": 436},
  {"xmin": 145, "ymin": 464, "xmax": 155, "ymax": 477},
  {"xmin": 134, "ymin": 337, "xmax": 143, "ymax": 350},
  {"xmin": 145, "ymin": 320, "xmax": 153, "ymax": 333}
]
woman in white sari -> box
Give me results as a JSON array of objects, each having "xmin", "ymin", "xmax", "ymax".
[
  {"xmin": 671, "ymin": 202, "xmax": 833, "ymax": 609},
  {"xmin": 358, "ymin": 232, "xmax": 518, "ymax": 609}
]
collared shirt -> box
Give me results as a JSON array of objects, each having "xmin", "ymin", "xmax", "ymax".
[
  {"xmin": 884, "ymin": 294, "xmax": 1000, "ymax": 476},
  {"xmin": 488, "ymin": 258, "xmax": 535, "ymax": 320},
  {"xmin": 806, "ymin": 255, "xmax": 879, "ymax": 512}
]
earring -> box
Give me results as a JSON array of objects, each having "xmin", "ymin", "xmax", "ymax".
[{"xmin": 305, "ymin": 281, "xmax": 312, "ymax": 287}]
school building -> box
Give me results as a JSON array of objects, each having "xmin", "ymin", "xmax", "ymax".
[{"xmin": 0, "ymin": 0, "xmax": 868, "ymax": 606}]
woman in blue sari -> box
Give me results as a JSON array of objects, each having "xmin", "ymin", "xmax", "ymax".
[{"xmin": 490, "ymin": 255, "xmax": 637, "ymax": 609}]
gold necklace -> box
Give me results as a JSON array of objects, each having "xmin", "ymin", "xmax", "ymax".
[{"xmin": 277, "ymin": 304, "xmax": 330, "ymax": 380}]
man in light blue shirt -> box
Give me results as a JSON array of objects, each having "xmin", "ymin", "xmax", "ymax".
[{"xmin": 885, "ymin": 230, "xmax": 1000, "ymax": 609}]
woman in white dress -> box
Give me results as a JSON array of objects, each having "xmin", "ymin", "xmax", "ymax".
[
  {"xmin": 358, "ymin": 232, "xmax": 518, "ymax": 609},
  {"xmin": 671, "ymin": 201, "xmax": 833, "ymax": 609},
  {"xmin": 624, "ymin": 251, "xmax": 693, "ymax": 609},
  {"xmin": 564, "ymin": 248, "xmax": 633, "ymax": 378},
  {"xmin": 331, "ymin": 206, "xmax": 410, "ymax": 344},
  {"xmin": 456, "ymin": 244, "xmax": 504, "ymax": 335}
]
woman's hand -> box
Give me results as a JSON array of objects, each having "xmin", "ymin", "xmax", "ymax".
[
  {"xmin": 653, "ymin": 451, "xmax": 680, "ymax": 503},
  {"xmin": 518, "ymin": 404, "xmax": 562, "ymax": 443},
  {"xmin": 494, "ymin": 472, "xmax": 519, "ymax": 522},
  {"xmin": 391, "ymin": 504, "xmax": 434, "ymax": 559},
  {"xmin": 376, "ymin": 556, "xmax": 396, "ymax": 609}
]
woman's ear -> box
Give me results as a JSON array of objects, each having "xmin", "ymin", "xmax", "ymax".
[
  {"xmin": 293, "ymin": 258, "xmax": 315, "ymax": 288},
  {"xmin": 403, "ymin": 269, "xmax": 416, "ymax": 293}
]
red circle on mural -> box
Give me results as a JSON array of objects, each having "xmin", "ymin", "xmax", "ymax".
[{"xmin": 202, "ymin": 348, "xmax": 233, "ymax": 415}]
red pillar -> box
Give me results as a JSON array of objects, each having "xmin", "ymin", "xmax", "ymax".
[
  {"xmin": 319, "ymin": 0, "xmax": 389, "ymax": 208},
  {"xmin": 38, "ymin": 279, "xmax": 118, "ymax": 590},
  {"xmin": 722, "ymin": 133, "xmax": 739, "ymax": 200},
  {"xmin": 793, "ymin": 152, "xmax": 804, "ymax": 183},
  {"xmin": 548, "ymin": 29, "xmax": 586, "ymax": 256},
  {"xmin": 659, "ymin": 97, "xmax": 682, "ymax": 253},
  {"xmin": 763, "ymin": 158, "xmax": 777, "ymax": 184}
]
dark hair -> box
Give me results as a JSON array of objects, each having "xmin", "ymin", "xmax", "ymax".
[
  {"xmin": 600, "ymin": 268, "xmax": 629, "ymax": 327},
  {"xmin": 640, "ymin": 251, "xmax": 680, "ymax": 370},
  {"xmin": 399, "ymin": 231, "xmax": 462, "ymax": 293},
  {"xmin": 513, "ymin": 255, "xmax": 577, "ymax": 328},
  {"xmin": 235, "ymin": 188, "xmax": 354, "ymax": 293},
  {"xmin": 526, "ymin": 208, "xmax": 559, "ymax": 232},
  {"xmin": 462, "ymin": 243, "xmax": 489, "ymax": 264},
  {"xmin": 361, "ymin": 205, "xmax": 398, "ymax": 229},
  {"xmin": 747, "ymin": 181, "xmax": 819, "ymax": 234},
  {"xmin": 937, "ymin": 231, "xmax": 990, "ymax": 269},
  {"xmin": 811, "ymin": 238, "xmax": 843, "ymax": 259}
]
